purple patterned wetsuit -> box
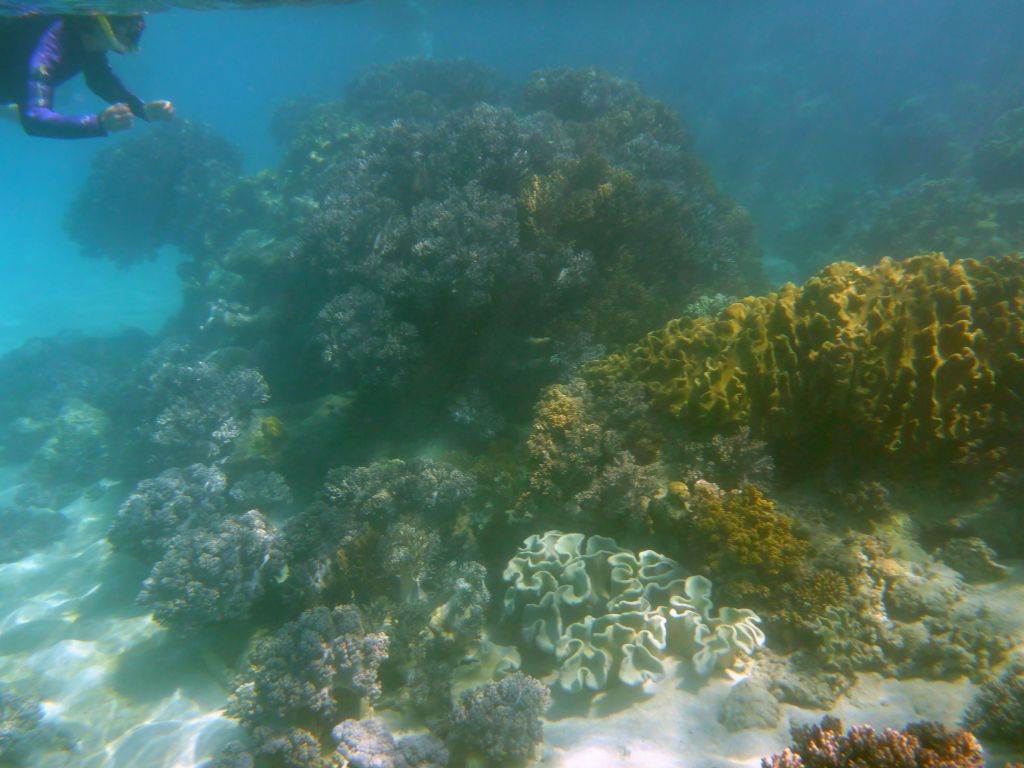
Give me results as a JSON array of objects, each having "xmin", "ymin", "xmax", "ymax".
[{"xmin": 0, "ymin": 17, "xmax": 147, "ymax": 139}]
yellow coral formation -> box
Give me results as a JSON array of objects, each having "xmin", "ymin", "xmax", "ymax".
[
  {"xmin": 590, "ymin": 253, "xmax": 1024, "ymax": 461},
  {"xmin": 686, "ymin": 482, "xmax": 809, "ymax": 588},
  {"xmin": 523, "ymin": 382, "xmax": 600, "ymax": 500},
  {"xmin": 788, "ymin": 568, "xmax": 852, "ymax": 621}
]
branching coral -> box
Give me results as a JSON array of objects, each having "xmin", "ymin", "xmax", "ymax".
[
  {"xmin": 345, "ymin": 57, "xmax": 505, "ymax": 125},
  {"xmin": 108, "ymin": 463, "xmax": 228, "ymax": 563},
  {"xmin": 283, "ymin": 458, "xmax": 478, "ymax": 601},
  {"xmin": 682, "ymin": 426, "xmax": 775, "ymax": 490},
  {"xmin": 761, "ymin": 716, "xmax": 984, "ymax": 768},
  {"xmin": 520, "ymin": 377, "xmax": 661, "ymax": 530},
  {"xmin": 142, "ymin": 351, "xmax": 270, "ymax": 466},
  {"xmin": 138, "ymin": 510, "xmax": 286, "ymax": 634},
  {"xmin": 175, "ymin": 61, "xmax": 759, "ymax": 452},
  {"xmin": 332, "ymin": 717, "xmax": 448, "ymax": 768},
  {"xmin": 64, "ymin": 120, "xmax": 242, "ymax": 265},
  {"xmin": 317, "ymin": 287, "xmax": 421, "ymax": 389},
  {"xmin": 445, "ymin": 672, "xmax": 551, "ymax": 765},
  {"xmin": 590, "ymin": 253, "xmax": 1024, "ymax": 477},
  {"xmin": 228, "ymin": 604, "xmax": 388, "ymax": 739}
]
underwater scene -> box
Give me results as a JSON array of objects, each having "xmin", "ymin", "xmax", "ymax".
[{"xmin": 1, "ymin": 1, "xmax": 1024, "ymax": 766}]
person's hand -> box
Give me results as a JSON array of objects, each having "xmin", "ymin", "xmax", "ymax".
[
  {"xmin": 100, "ymin": 103, "xmax": 134, "ymax": 133},
  {"xmin": 144, "ymin": 100, "xmax": 175, "ymax": 122}
]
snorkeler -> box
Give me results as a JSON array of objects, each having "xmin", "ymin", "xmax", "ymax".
[{"xmin": 0, "ymin": 14, "xmax": 174, "ymax": 139}]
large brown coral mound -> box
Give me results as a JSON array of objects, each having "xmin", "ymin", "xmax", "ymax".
[{"xmin": 591, "ymin": 253, "xmax": 1024, "ymax": 467}]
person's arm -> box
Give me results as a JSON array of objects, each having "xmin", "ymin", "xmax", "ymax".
[
  {"xmin": 20, "ymin": 23, "xmax": 106, "ymax": 139},
  {"xmin": 82, "ymin": 52, "xmax": 147, "ymax": 119}
]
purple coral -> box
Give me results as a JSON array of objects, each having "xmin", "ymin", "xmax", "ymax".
[
  {"xmin": 332, "ymin": 717, "xmax": 448, "ymax": 768},
  {"xmin": 318, "ymin": 287, "xmax": 421, "ymax": 389},
  {"xmin": 138, "ymin": 510, "xmax": 286, "ymax": 634},
  {"xmin": 445, "ymin": 673, "xmax": 550, "ymax": 765},
  {"xmin": 64, "ymin": 120, "xmax": 242, "ymax": 265},
  {"xmin": 107, "ymin": 463, "xmax": 228, "ymax": 563},
  {"xmin": 228, "ymin": 605, "xmax": 388, "ymax": 734},
  {"xmin": 145, "ymin": 354, "xmax": 270, "ymax": 465}
]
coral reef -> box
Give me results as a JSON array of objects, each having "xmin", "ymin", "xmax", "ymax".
[
  {"xmin": 18, "ymin": 53, "xmax": 1023, "ymax": 768},
  {"xmin": 503, "ymin": 531, "xmax": 764, "ymax": 692},
  {"xmin": 444, "ymin": 672, "xmax": 550, "ymax": 765},
  {"xmin": 138, "ymin": 510, "xmax": 286, "ymax": 634},
  {"xmin": 140, "ymin": 348, "xmax": 271, "ymax": 467},
  {"xmin": 168, "ymin": 60, "xmax": 759, "ymax": 453},
  {"xmin": 332, "ymin": 717, "xmax": 448, "ymax": 768},
  {"xmin": 64, "ymin": 120, "xmax": 242, "ymax": 266},
  {"xmin": 283, "ymin": 458, "xmax": 477, "ymax": 602},
  {"xmin": 761, "ymin": 716, "xmax": 984, "ymax": 768},
  {"xmin": 107, "ymin": 463, "xmax": 228, "ymax": 563},
  {"xmin": 228, "ymin": 604, "xmax": 388, "ymax": 744},
  {"xmin": 590, "ymin": 253, "xmax": 1024, "ymax": 478},
  {"xmin": 962, "ymin": 663, "xmax": 1024, "ymax": 748}
]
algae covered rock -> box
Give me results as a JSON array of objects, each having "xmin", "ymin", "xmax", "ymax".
[
  {"xmin": 937, "ymin": 537, "xmax": 1010, "ymax": 583},
  {"xmin": 718, "ymin": 679, "xmax": 781, "ymax": 732},
  {"xmin": 503, "ymin": 530, "xmax": 764, "ymax": 693}
]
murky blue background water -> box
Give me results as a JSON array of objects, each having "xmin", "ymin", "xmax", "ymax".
[{"xmin": 3, "ymin": 0, "xmax": 1023, "ymax": 352}]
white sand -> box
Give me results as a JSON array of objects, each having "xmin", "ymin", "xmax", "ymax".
[{"xmin": 0, "ymin": 473, "xmax": 239, "ymax": 768}]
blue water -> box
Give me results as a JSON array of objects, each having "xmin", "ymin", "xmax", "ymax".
[
  {"xmin": 3, "ymin": 0, "xmax": 1024, "ymax": 355},
  {"xmin": 3, "ymin": 3, "xmax": 1024, "ymax": 767}
]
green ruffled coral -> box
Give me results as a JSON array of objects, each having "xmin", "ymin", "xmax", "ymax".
[{"xmin": 503, "ymin": 531, "xmax": 764, "ymax": 693}]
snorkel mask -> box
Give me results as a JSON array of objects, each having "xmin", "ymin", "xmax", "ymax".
[{"xmin": 96, "ymin": 14, "xmax": 145, "ymax": 54}]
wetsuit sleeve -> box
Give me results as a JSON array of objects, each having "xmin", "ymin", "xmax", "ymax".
[
  {"xmin": 82, "ymin": 53, "xmax": 147, "ymax": 119},
  {"xmin": 20, "ymin": 25, "xmax": 105, "ymax": 139}
]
